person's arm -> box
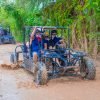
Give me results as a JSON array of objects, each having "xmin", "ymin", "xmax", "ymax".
[
  {"xmin": 59, "ymin": 39, "xmax": 66, "ymax": 48},
  {"xmin": 31, "ymin": 27, "xmax": 37, "ymax": 39},
  {"xmin": 30, "ymin": 27, "xmax": 37, "ymax": 44}
]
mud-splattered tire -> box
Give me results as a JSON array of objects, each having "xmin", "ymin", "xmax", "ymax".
[
  {"xmin": 80, "ymin": 57, "xmax": 96, "ymax": 80},
  {"xmin": 34, "ymin": 62, "xmax": 48, "ymax": 85},
  {"xmin": 85, "ymin": 57, "xmax": 96, "ymax": 80}
]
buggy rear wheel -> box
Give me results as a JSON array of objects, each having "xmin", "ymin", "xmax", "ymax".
[
  {"xmin": 34, "ymin": 62, "xmax": 48, "ymax": 85},
  {"xmin": 80, "ymin": 57, "xmax": 96, "ymax": 80}
]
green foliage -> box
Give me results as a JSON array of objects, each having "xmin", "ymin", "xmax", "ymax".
[{"xmin": 0, "ymin": 0, "xmax": 99, "ymax": 54}]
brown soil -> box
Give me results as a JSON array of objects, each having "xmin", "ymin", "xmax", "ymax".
[{"xmin": 0, "ymin": 44, "xmax": 100, "ymax": 100}]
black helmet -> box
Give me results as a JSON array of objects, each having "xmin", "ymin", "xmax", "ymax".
[{"xmin": 51, "ymin": 30, "xmax": 57, "ymax": 34}]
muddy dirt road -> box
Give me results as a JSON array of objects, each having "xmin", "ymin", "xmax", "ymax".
[{"xmin": 0, "ymin": 44, "xmax": 100, "ymax": 100}]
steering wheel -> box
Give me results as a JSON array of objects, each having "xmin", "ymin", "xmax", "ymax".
[{"xmin": 55, "ymin": 40, "xmax": 66, "ymax": 50}]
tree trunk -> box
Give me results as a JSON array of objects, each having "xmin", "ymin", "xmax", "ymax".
[{"xmin": 72, "ymin": 22, "xmax": 79, "ymax": 49}]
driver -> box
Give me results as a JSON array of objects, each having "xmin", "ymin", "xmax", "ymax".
[{"xmin": 49, "ymin": 30, "xmax": 65, "ymax": 49}]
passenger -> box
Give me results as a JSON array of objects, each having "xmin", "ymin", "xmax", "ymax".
[
  {"xmin": 3, "ymin": 29, "xmax": 7, "ymax": 35},
  {"xmin": 49, "ymin": 30, "xmax": 66, "ymax": 49},
  {"xmin": 42, "ymin": 31, "xmax": 49, "ymax": 50},
  {"xmin": 49, "ymin": 30, "xmax": 62, "ymax": 49},
  {"xmin": 30, "ymin": 27, "xmax": 41, "ymax": 63},
  {"xmin": 49, "ymin": 30, "xmax": 66, "ymax": 66},
  {"xmin": 30, "ymin": 27, "xmax": 43, "ymax": 86}
]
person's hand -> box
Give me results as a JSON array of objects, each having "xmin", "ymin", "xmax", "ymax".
[
  {"xmin": 31, "ymin": 27, "xmax": 37, "ymax": 39},
  {"xmin": 41, "ymin": 50, "xmax": 44, "ymax": 54},
  {"xmin": 59, "ymin": 39, "xmax": 64, "ymax": 43},
  {"xmin": 32, "ymin": 26, "xmax": 37, "ymax": 31}
]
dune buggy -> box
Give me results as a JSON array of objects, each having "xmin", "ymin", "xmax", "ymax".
[
  {"xmin": 0, "ymin": 26, "xmax": 16, "ymax": 44},
  {"xmin": 10, "ymin": 26, "xmax": 96, "ymax": 85}
]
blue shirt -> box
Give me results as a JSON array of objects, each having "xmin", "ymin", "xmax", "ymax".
[
  {"xmin": 31, "ymin": 37, "xmax": 39, "ymax": 52},
  {"xmin": 42, "ymin": 39, "xmax": 49, "ymax": 49}
]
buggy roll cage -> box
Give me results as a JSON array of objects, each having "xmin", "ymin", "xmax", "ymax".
[
  {"xmin": 23, "ymin": 26, "xmax": 71, "ymax": 48},
  {"xmin": 21, "ymin": 26, "xmax": 72, "ymax": 62}
]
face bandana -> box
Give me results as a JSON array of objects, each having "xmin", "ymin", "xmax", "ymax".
[{"xmin": 36, "ymin": 34, "xmax": 41, "ymax": 42}]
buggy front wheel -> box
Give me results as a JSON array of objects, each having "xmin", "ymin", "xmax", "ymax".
[{"xmin": 34, "ymin": 62, "xmax": 48, "ymax": 85}]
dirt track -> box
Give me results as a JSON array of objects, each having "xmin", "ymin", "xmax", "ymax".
[{"xmin": 0, "ymin": 44, "xmax": 100, "ymax": 100}]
